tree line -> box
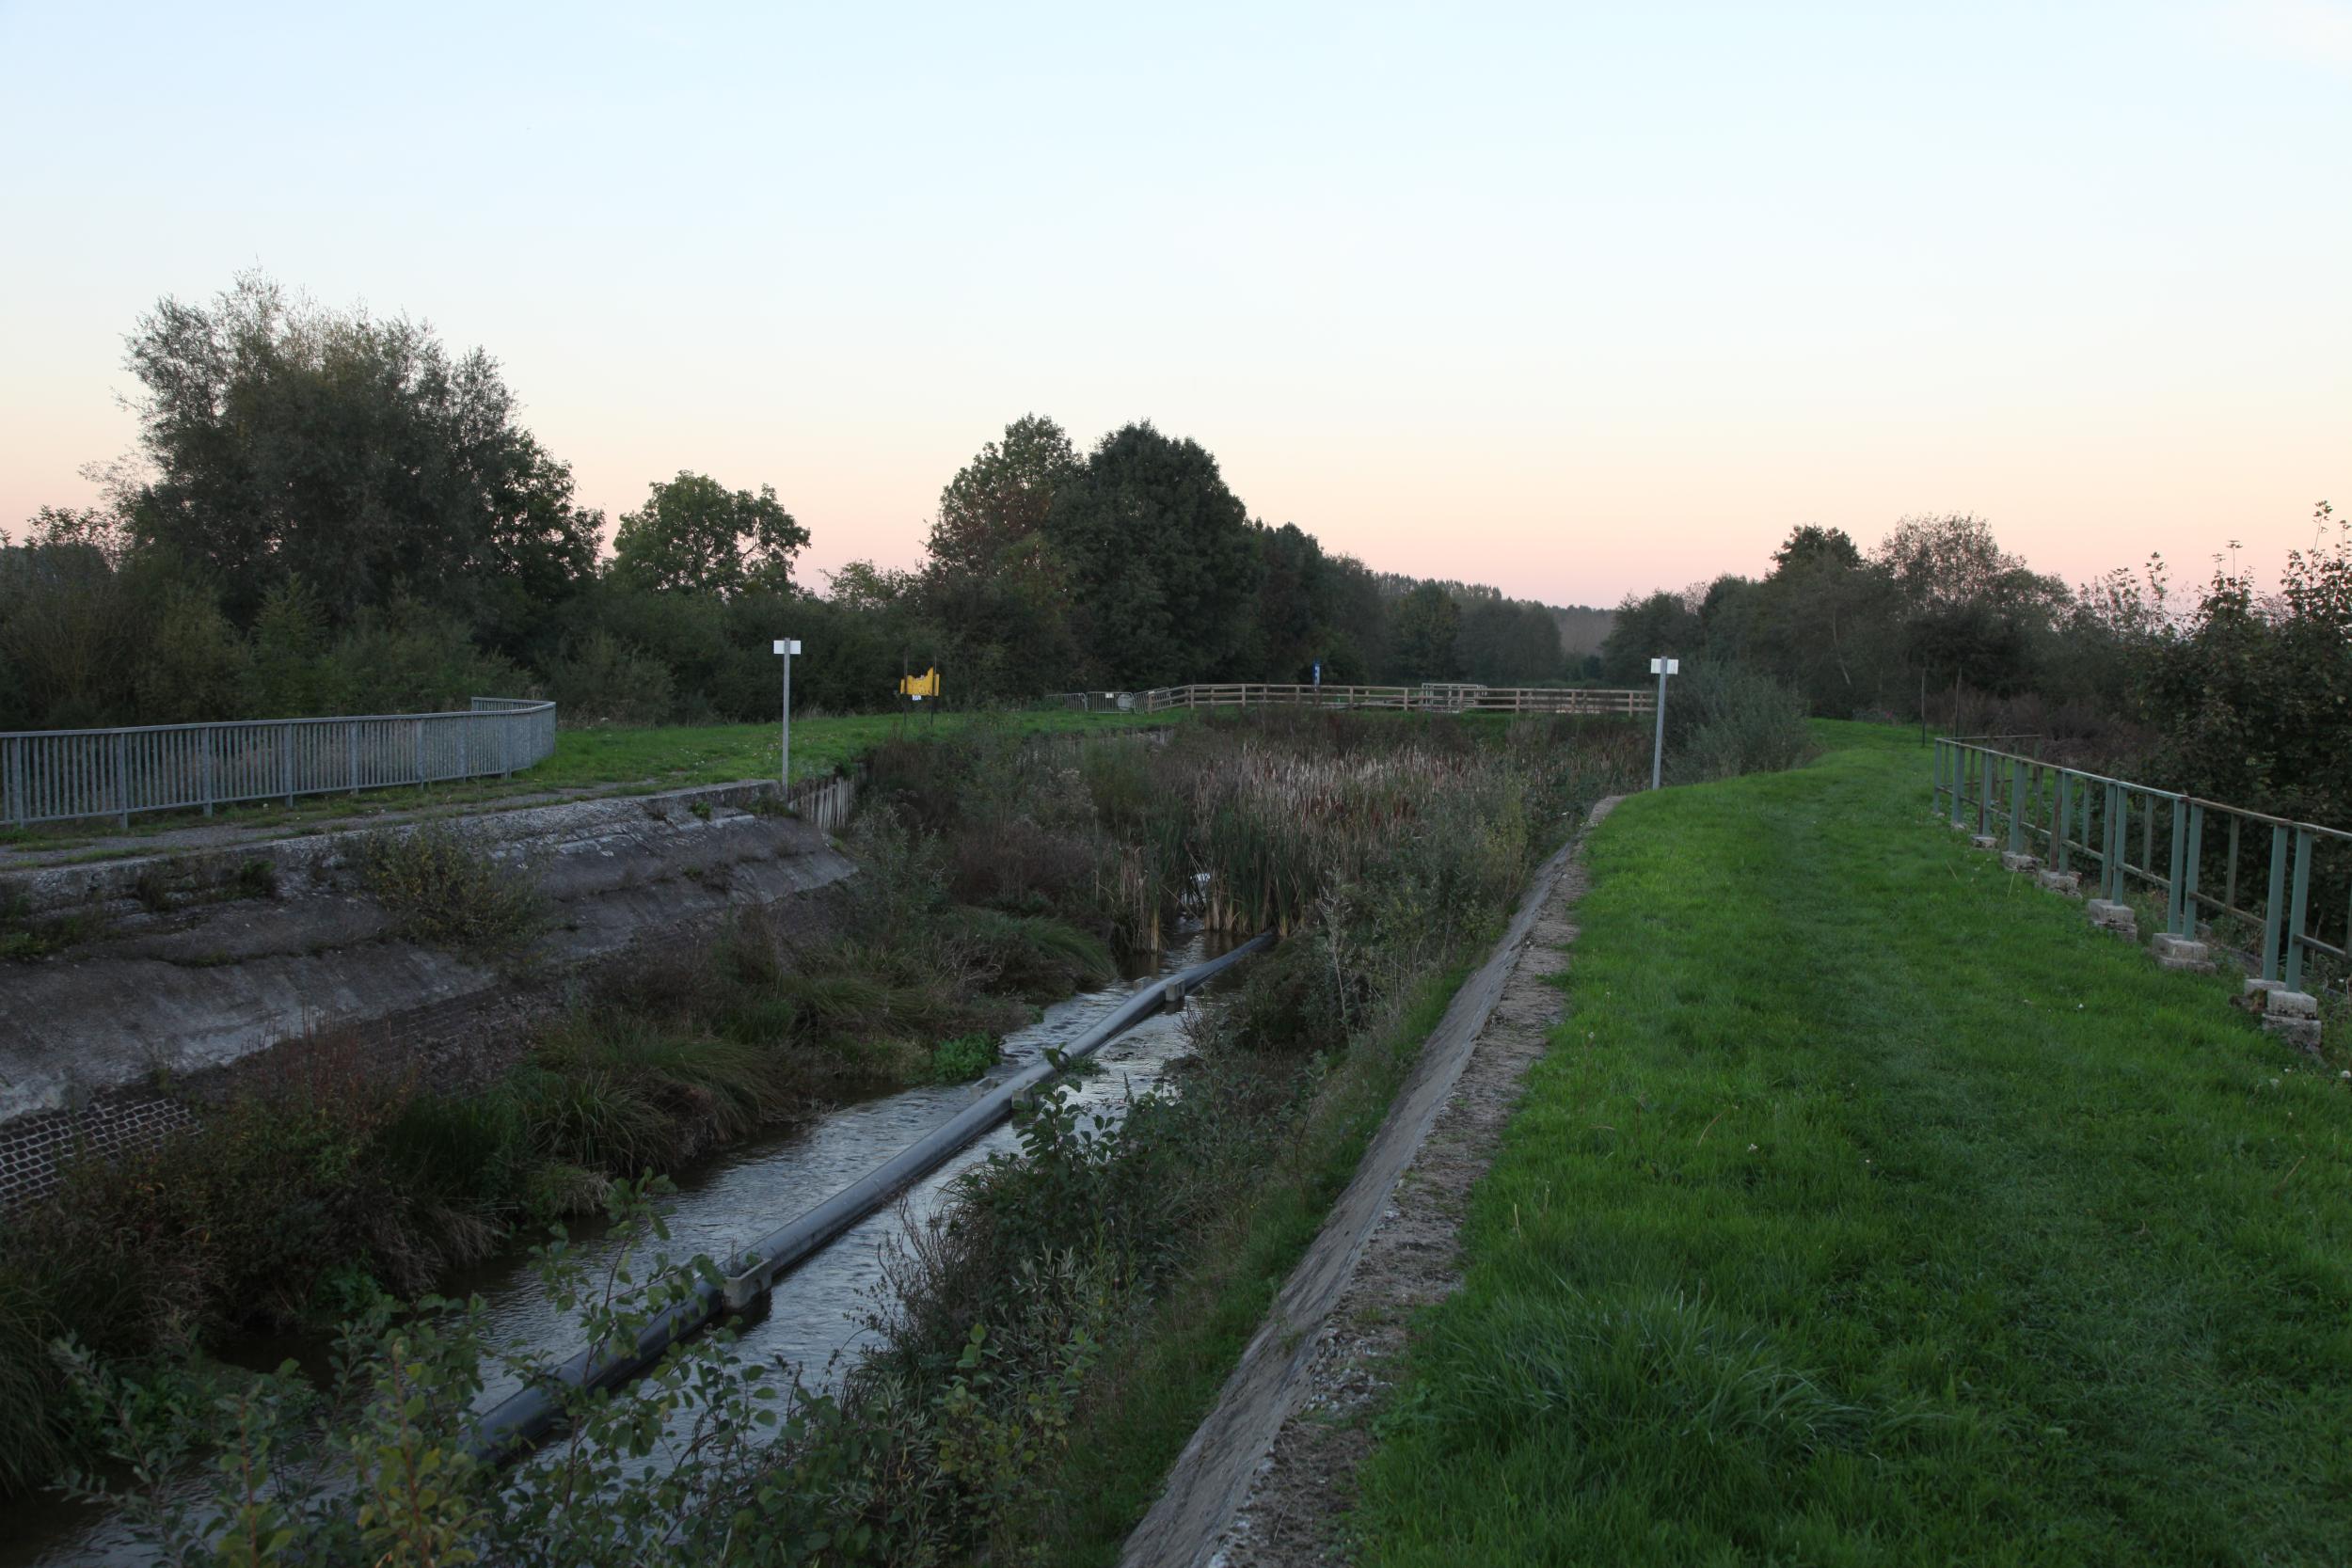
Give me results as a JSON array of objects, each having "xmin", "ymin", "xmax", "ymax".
[
  {"xmin": 0, "ymin": 275, "xmax": 1601, "ymax": 734},
  {"xmin": 1597, "ymin": 506, "xmax": 2352, "ymax": 830}
]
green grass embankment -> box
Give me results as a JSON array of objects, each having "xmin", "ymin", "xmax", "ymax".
[{"xmin": 1353, "ymin": 721, "xmax": 2352, "ymax": 1566}]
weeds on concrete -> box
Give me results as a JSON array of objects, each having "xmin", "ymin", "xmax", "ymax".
[{"xmin": 355, "ymin": 822, "xmax": 546, "ymax": 955}]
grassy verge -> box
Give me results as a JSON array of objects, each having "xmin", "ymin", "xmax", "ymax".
[
  {"xmin": 0, "ymin": 706, "xmax": 1172, "ymax": 851},
  {"xmin": 1352, "ymin": 721, "xmax": 2352, "ymax": 1565}
]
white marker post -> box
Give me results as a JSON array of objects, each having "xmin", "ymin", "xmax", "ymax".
[
  {"xmin": 1648, "ymin": 657, "xmax": 1678, "ymax": 790},
  {"xmin": 774, "ymin": 639, "xmax": 803, "ymax": 794}
]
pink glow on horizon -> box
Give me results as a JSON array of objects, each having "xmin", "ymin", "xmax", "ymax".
[{"xmin": 1, "ymin": 1, "xmax": 2344, "ymax": 610}]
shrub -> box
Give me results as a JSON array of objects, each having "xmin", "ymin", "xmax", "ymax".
[
  {"xmin": 947, "ymin": 908, "xmax": 1118, "ymax": 998},
  {"xmin": 1664, "ymin": 664, "xmax": 1816, "ymax": 784},
  {"xmin": 355, "ymin": 824, "xmax": 546, "ymax": 955},
  {"xmin": 542, "ymin": 627, "xmax": 676, "ymax": 727}
]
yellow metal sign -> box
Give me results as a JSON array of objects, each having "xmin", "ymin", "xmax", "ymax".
[{"xmin": 898, "ymin": 668, "xmax": 941, "ymax": 700}]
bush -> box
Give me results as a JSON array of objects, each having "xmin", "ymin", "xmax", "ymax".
[
  {"xmin": 355, "ymin": 824, "xmax": 547, "ymax": 955},
  {"xmin": 542, "ymin": 627, "xmax": 676, "ymax": 726},
  {"xmin": 1664, "ymin": 665, "xmax": 1816, "ymax": 784}
]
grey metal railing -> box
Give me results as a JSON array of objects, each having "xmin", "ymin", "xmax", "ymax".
[
  {"xmin": 1136, "ymin": 682, "xmax": 1654, "ymax": 716},
  {"xmin": 1, "ymin": 697, "xmax": 557, "ymax": 830},
  {"xmin": 1933, "ymin": 736, "xmax": 2352, "ymax": 993}
]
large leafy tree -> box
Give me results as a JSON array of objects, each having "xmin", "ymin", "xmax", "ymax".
[
  {"xmin": 924, "ymin": 415, "xmax": 1078, "ymax": 578},
  {"xmin": 1042, "ymin": 422, "xmax": 1263, "ymax": 688},
  {"xmin": 1747, "ymin": 525, "xmax": 1901, "ymax": 713},
  {"xmin": 1390, "ymin": 582, "xmax": 1463, "ymax": 682},
  {"xmin": 1244, "ymin": 521, "xmax": 1330, "ymax": 682},
  {"xmin": 1597, "ymin": 589, "xmax": 1703, "ymax": 684},
  {"xmin": 122, "ymin": 272, "xmax": 599, "ymax": 641},
  {"xmin": 1873, "ymin": 514, "xmax": 2066, "ymax": 697},
  {"xmin": 1454, "ymin": 588, "xmax": 1566, "ymax": 685},
  {"xmin": 610, "ymin": 472, "xmax": 809, "ymax": 596},
  {"xmin": 918, "ymin": 417, "xmax": 1086, "ymax": 698}
]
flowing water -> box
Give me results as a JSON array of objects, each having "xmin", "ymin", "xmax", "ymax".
[{"xmin": 6, "ymin": 932, "xmax": 1232, "ymax": 1566}]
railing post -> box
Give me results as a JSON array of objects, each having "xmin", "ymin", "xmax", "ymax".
[
  {"xmin": 5, "ymin": 735, "xmax": 21, "ymax": 829},
  {"xmin": 2285, "ymin": 828, "xmax": 2314, "ymax": 993},
  {"xmin": 348, "ymin": 720, "xmax": 361, "ymax": 794},
  {"xmin": 1931, "ymin": 740, "xmax": 1943, "ymax": 814},
  {"xmin": 2117, "ymin": 780, "xmax": 2136, "ymax": 893},
  {"xmin": 2224, "ymin": 816, "xmax": 2241, "ymax": 912},
  {"xmin": 2173, "ymin": 803, "xmax": 2192, "ymax": 940},
  {"xmin": 280, "ymin": 721, "xmax": 295, "ymax": 806},
  {"xmin": 201, "ymin": 726, "xmax": 215, "ymax": 816},
  {"xmin": 1948, "ymin": 747, "xmax": 1963, "ymax": 828},
  {"xmin": 2165, "ymin": 797, "xmax": 2187, "ymax": 936},
  {"xmin": 2262, "ymin": 824, "xmax": 2289, "ymax": 982},
  {"xmin": 2010, "ymin": 757, "xmax": 2026, "ymax": 854},
  {"xmin": 2052, "ymin": 771, "xmax": 2071, "ymax": 873},
  {"xmin": 415, "ymin": 717, "xmax": 426, "ymax": 784}
]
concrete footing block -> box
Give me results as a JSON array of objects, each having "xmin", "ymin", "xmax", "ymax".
[
  {"xmin": 1968, "ymin": 833, "xmax": 1998, "ymax": 850},
  {"xmin": 2266, "ymin": 989, "xmax": 2319, "ymax": 1020},
  {"xmin": 2259, "ymin": 990, "xmax": 2324, "ymax": 1055},
  {"xmin": 2150, "ymin": 933, "xmax": 2216, "ymax": 974},
  {"xmin": 2085, "ymin": 899, "xmax": 2138, "ymax": 939},
  {"xmin": 2244, "ymin": 976, "xmax": 2285, "ymax": 1004},
  {"xmin": 2034, "ymin": 868, "xmax": 2081, "ymax": 895},
  {"xmin": 2001, "ymin": 851, "xmax": 2040, "ymax": 873}
]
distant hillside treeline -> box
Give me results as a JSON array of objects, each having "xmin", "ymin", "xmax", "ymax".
[{"xmin": 0, "ymin": 276, "xmax": 1610, "ymax": 734}]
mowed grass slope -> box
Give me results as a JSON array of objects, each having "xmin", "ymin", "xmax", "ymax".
[{"xmin": 1353, "ymin": 722, "xmax": 2352, "ymax": 1566}]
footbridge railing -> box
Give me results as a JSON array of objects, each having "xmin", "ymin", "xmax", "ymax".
[
  {"xmin": 1933, "ymin": 736, "xmax": 2351, "ymax": 994},
  {"xmin": 2, "ymin": 698, "xmax": 558, "ymax": 830},
  {"xmin": 1136, "ymin": 683, "xmax": 1654, "ymax": 716}
]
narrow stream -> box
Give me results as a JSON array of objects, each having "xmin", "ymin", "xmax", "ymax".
[{"xmin": 7, "ymin": 932, "xmax": 1231, "ymax": 1566}]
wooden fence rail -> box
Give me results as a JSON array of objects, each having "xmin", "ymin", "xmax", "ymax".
[
  {"xmin": 1, "ymin": 697, "xmax": 559, "ymax": 830},
  {"xmin": 1134, "ymin": 683, "xmax": 1654, "ymax": 717}
]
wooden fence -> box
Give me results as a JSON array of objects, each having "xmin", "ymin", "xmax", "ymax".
[
  {"xmin": 1, "ymin": 697, "xmax": 558, "ymax": 830},
  {"xmin": 1135, "ymin": 683, "xmax": 1654, "ymax": 716}
]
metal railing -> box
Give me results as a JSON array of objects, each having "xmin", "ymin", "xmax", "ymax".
[
  {"xmin": 1136, "ymin": 683, "xmax": 1654, "ymax": 716},
  {"xmin": 1933, "ymin": 736, "xmax": 2352, "ymax": 993},
  {"xmin": 1, "ymin": 698, "xmax": 558, "ymax": 830}
]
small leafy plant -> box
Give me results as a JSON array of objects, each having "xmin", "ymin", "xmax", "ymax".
[{"xmin": 356, "ymin": 823, "xmax": 546, "ymax": 955}]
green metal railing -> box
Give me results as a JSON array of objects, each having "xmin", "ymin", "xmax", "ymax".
[
  {"xmin": 1932, "ymin": 736, "xmax": 2352, "ymax": 993},
  {"xmin": 1, "ymin": 697, "xmax": 557, "ymax": 831}
]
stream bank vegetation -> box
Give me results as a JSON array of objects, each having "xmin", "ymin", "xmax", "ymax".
[{"xmin": 12, "ymin": 703, "xmax": 1826, "ymax": 1568}]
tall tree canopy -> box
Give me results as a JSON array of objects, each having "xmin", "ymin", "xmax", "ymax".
[
  {"xmin": 123, "ymin": 272, "xmax": 599, "ymax": 641},
  {"xmin": 610, "ymin": 472, "xmax": 809, "ymax": 596},
  {"xmin": 1042, "ymin": 422, "xmax": 1263, "ymax": 688},
  {"xmin": 924, "ymin": 414, "xmax": 1078, "ymax": 578},
  {"xmin": 1390, "ymin": 582, "xmax": 1464, "ymax": 682}
]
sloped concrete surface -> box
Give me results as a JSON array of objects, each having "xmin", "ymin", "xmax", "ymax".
[{"xmin": 0, "ymin": 783, "xmax": 852, "ymax": 1123}]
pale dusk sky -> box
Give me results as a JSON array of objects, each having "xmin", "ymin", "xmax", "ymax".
[{"xmin": 1, "ymin": 0, "xmax": 2345, "ymax": 607}]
